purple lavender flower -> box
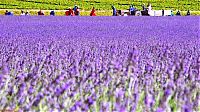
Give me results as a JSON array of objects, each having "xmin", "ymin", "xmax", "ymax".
[
  {"xmin": 70, "ymin": 105, "xmax": 76, "ymax": 111},
  {"xmin": 182, "ymin": 105, "xmax": 193, "ymax": 112},
  {"xmin": 156, "ymin": 107, "xmax": 165, "ymax": 112},
  {"xmin": 28, "ymin": 86, "xmax": 34, "ymax": 94},
  {"xmin": 144, "ymin": 93, "xmax": 154, "ymax": 108},
  {"xmin": 32, "ymin": 93, "xmax": 44, "ymax": 106},
  {"xmin": 1, "ymin": 64, "xmax": 10, "ymax": 75},
  {"xmin": 164, "ymin": 88, "xmax": 171, "ymax": 97},
  {"xmin": 87, "ymin": 96, "xmax": 94, "ymax": 106},
  {"xmin": 119, "ymin": 106, "xmax": 126, "ymax": 112},
  {"xmin": 0, "ymin": 16, "xmax": 199, "ymax": 112}
]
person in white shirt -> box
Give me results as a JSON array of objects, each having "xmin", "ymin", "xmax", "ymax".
[{"xmin": 147, "ymin": 3, "xmax": 153, "ymax": 16}]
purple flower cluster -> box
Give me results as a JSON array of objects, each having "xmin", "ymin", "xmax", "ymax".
[{"xmin": 0, "ymin": 16, "xmax": 199, "ymax": 111}]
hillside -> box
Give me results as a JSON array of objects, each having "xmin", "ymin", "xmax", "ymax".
[{"xmin": 0, "ymin": 0, "xmax": 199, "ymax": 11}]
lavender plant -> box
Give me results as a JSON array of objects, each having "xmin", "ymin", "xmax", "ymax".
[{"xmin": 0, "ymin": 16, "xmax": 199, "ymax": 112}]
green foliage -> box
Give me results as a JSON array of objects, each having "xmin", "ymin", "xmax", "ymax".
[
  {"xmin": 136, "ymin": 91, "xmax": 145, "ymax": 112},
  {"xmin": 169, "ymin": 97, "xmax": 178, "ymax": 112},
  {"xmin": 154, "ymin": 90, "xmax": 163, "ymax": 110},
  {"xmin": 0, "ymin": 0, "xmax": 199, "ymax": 11}
]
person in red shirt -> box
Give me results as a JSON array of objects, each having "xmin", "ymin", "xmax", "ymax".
[
  {"xmin": 69, "ymin": 8, "xmax": 75, "ymax": 16},
  {"xmin": 90, "ymin": 7, "xmax": 96, "ymax": 16},
  {"xmin": 65, "ymin": 7, "xmax": 74, "ymax": 16},
  {"xmin": 65, "ymin": 10, "xmax": 70, "ymax": 16}
]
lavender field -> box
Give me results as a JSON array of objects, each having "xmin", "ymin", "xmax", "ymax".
[{"xmin": 0, "ymin": 16, "xmax": 200, "ymax": 112}]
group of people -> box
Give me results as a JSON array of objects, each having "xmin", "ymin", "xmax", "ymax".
[
  {"xmin": 142, "ymin": 3, "xmax": 191, "ymax": 16},
  {"xmin": 65, "ymin": 5, "xmax": 96, "ymax": 16},
  {"xmin": 4, "ymin": 5, "xmax": 96, "ymax": 16},
  {"xmin": 5, "ymin": 10, "xmax": 14, "ymax": 15},
  {"xmin": 4, "ymin": 4, "xmax": 191, "ymax": 16},
  {"xmin": 5, "ymin": 10, "xmax": 30, "ymax": 16},
  {"xmin": 21, "ymin": 10, "xmax": 30, "ymax": 15},
  {"xmin": 65, "ymin": 5, "xmax": 80, "ymax": 16},
  {"xmin": 111, "ymin": 3, "xmax": 151, "ymax": 16},
  {"xmin": 112, "ymin": 3, "xmax": 191, "ymax": 16},
  {"xmin": 176, "ymin": 10, "xmax": 190, "ymax": 16}
]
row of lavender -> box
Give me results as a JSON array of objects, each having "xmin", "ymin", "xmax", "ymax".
[{"xmin": 0, "ymin": 16, "xmax": 200, "ymax": 111}]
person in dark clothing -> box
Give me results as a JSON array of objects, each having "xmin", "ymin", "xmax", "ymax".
[
  {"xmin": 112, "ymin": 5, "xmax": 117, "ymax": 16},
  {"xmin": 74, "ymin": 6, "xmax": 80, "ymax": 16},
  {"xmin": 129, "ymin": 5, "xmax": 135, "ymax": 15},
  {"xmin": 50, "ymin": 10, "xmax": 55, "ymax": 16},
  {"xmin": 73, "ymin": 5, "xmax": 77, "ymax": 12},
  {"xmin": 162, "ymin": 9, "xmax": 164, "ymax": 16},
  {"xmin": 186, "ymin": 10, "xmax": 190, "ymax": 16},
  {"xmin": 176, "ymin": 10, "xmax": 181, "ymax": 16},
  {"xmin": 171, "ymin": 10, "xmax": 174, "ymax": 16},
  {"xmin": 117, "ymin": 10, "xmax": 122, "ymax": 16},
  {"xmin": 38, "ymin": 10, "xmax": 44, "ymax": 15},
  {"xmin": 5, "ymin": 10, "xmax": 9, "ymax": 15},
  {"xmin": 20, "ymin": 10, "xmax": 25, "ymax": 15},
  {"xmin": 142, "ymin": 3, "xmax": 146, "ymax": 11},
  {"xmin": 25, "ymin": 11, "xmax": 30, "ymax": 16}
]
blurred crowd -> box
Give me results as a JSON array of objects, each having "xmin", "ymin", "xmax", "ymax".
[
  {"xmin": 111, "ymin": 3, "xmax": 191, "ymax": 16},
  {"xmin": 4, "ymin": 3, "xmax": 191, "ymax": 16},
  {"xmin": 4, "ymin": 5, "xmax": 96, "ymax": 16}
]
